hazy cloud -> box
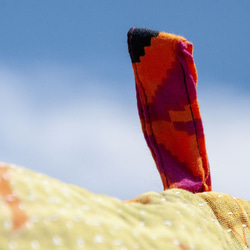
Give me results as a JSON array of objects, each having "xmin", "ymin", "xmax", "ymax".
[{"xmin": 0, "ymin": 67, "xmax": 249, "ymax": 200}]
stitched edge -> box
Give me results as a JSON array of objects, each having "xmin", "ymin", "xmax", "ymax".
[
  {"xmin": 128, "ymin": 29, "xmax": 169, "ymax": 189},
  {"xmin": 176, "ymin": 40, "xmax": 208, "ymax": 191}
]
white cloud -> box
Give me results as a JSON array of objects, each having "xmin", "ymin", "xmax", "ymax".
[
  {"xmin": 0, "ymin": 67, "xmax": 249, "ymax": 201},
  {"xmin": 0, "ymin": 66, "xmax": 161, "ymax": 200},
  {"xmin": 199, "ymin": 85, "xmax": 250, "ymax": 200}
]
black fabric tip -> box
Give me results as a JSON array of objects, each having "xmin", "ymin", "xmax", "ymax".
[{"xmin": 127, "ymin": 28, "xmax": 159, "ymax": 63}]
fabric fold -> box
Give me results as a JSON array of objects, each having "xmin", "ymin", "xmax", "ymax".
[{"xmin": 127, "ymin": 28, "xmax": 211, "ymax": 193}]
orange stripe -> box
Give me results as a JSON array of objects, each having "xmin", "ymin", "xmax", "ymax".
[{"xmin": 0, "ymin": 163, "xmax": 28, "ymax": 230}]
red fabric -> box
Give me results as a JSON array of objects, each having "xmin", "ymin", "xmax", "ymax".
[{"xmin": 128, "ymin": 28, "xmax": 211, "ymax": 192}]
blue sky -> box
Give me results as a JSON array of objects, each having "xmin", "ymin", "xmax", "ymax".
[{"xmin": 0, "ymin": 1, "xmax": 250, "ymax": 200}]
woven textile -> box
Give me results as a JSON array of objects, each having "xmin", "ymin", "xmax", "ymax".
[
  {"xmin": 127, "ymin": 28, "xmax": 211, "ymax": 193},
  {"xmin": 198, "ymin": 192, "xmax": 250, "ymax": 249}
]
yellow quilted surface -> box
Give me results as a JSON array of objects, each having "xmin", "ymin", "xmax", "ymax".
[{"xmin": 0, "ymin": 162, "xmax": 248, "ymax": 249}]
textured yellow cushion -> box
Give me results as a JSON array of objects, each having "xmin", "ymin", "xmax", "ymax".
[{"xmin": 0, "ymin": 162, "xmax": 248, "ymax": 249}]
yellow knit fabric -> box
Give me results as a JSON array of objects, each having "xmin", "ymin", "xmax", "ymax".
[{"xmin": 0, "ymin": 162, "xmax": 248, "ymax": 249}]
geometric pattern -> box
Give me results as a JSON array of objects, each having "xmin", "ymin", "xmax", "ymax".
[
  {"xmin": 127, "ymin": 28, "xmax": 211, "ymax": 193},
  {"xmin": 128, "ymin": 28, "xmax": 159, "ymax": 63}
]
